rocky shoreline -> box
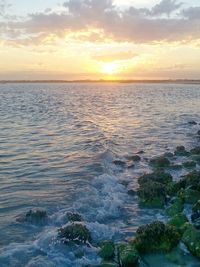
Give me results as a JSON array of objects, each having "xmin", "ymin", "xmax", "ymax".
[{"xmin": 15, "ymin": 128, "xmax": 200, "ymax": 267}]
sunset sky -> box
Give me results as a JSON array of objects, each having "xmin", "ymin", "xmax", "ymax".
[{"xmin": 0, "ymin": 0, "xmax": 200, "ymax": 80}]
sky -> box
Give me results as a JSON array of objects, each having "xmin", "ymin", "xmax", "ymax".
[{"xmin": 0, "ymin": 0, "xmax": 200, "ymax": 80}]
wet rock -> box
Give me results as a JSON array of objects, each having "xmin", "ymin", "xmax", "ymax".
[
  {"xmin": 66, "ymin": 212, "xmax": 83, "ymax": 222},
  {"xmin": 58, "ymin": 223, "xmax": 91, "ymax": 244},
  {"xmin": 138, "ymin": 171, "xmax": 172, "ymax": 185},
  {"xmin": 117, "ymin": 243, "xmax": 139, "ymax": 267},
  {"xmin": 16, "ymin": 209, "xmax": 47, "ymax": 224},
  {"xmin": 133, "ymin": 221, "xmax": 181, "ymax": 253},
  {"xmin": 127, "ymin": 189, "xmax": 136, "ymax": 196},
  {"xmin": 137, "ymin": 181, "xmax": 166, "ymax": 208},
  {"xmin": 191, "ymin": 211, "xmax": 200, "ymax": 229},
  {"xmin": 173, "ymin": 171, "xmax": 200, "ymax": 193},
  {"xmin": 190, "ymin": 146, "xmax": 200, "ymax": 155},
  {"xmin": 191, "ymin": 155, "xmax": 200, "ymax": 163},
  {"xmin": 182, "ymin": 223, "xmax": 200, "ymax": 258},
  {"xmin": 198, "ymin": 130, "xmax": 200, "ymax": 136},
  {"xmin": 166, "ymin": 197, "xmax": 184, "ymax": 217},
  {"xmin": 168, "ymin": 213, "xmax": 188, "ymax": 229},
  {"xmin": 98, "ymin": 241, "xmax": 115, "ymax": 261},
  {"xmin": 192, "ymin": 200, "xmax": 200, "ymax": 213},
  {"xmin": 149, "ymin": 156, "xmax": 170, "ymax": 168},
  {"xmin": 113, "ymin": 160, "xmax": 126, "ymax": 167},
  {"xmin": 182, "ymin": 161, "xmax": 196, "ymax": 168},
  {"xmin": 182, "ymin": 188, "xmax": 200, "ymax": 204},
  {"xmin": 174, "ymin": 146, "xmax": 189, "ymax": 156},
  {"xmin": 188, "ymin": 120, "xmax": 197, "ymax": 125}
]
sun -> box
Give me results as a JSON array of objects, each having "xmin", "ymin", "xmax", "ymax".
[{"xmin": 100, "ymin": 62, "xmax": 118, "ymax": 75}]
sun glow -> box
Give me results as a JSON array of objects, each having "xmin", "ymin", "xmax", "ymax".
[{"xmin": 100, "ymin": 62, "xmax": 119, "ymax": 75}]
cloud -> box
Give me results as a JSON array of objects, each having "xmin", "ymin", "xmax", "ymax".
[
  {"xmin": 1, "ymin": 0, "xmax": 200, "ymax": 45},
  {"xmin": 151, "ymin": 0, "xmax": 183, "ymax": 16},
  {"xmin": 182, "ymin": 7, "xmax": 200, "ymax": 20},
  {"xmin": 93, "ymin": 50, "xmax": 138, "ymax": 62}
]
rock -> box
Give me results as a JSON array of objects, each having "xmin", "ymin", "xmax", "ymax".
[
  {"xmin": 130, "ymin": 155, "xmax": 141, "ymax": 162},
  {"xmin": 198, "ymin": 130, "xmax": 200, "ymax": 136},
  {"xmin": 182, "ymin": 223, "xmax": 200, "ymax": 258},
  {"xmin": 118, "ymin": 243, "xmax": 139, "ymax": 267},
  {"xmin": 192, "ymin": 200, "xmax": 200, "ymax": 213},
  {"xmin": 16, "ymin": 209, "xmax": 47, "ymax": 224},
  {"xmin": 98, "ymin": 241, "xmax": 115, "ymax": 261},
  {"xmin": 188, "ymin": 121, "xmax": 197, "ymax": 125},
  {"xmin": 191, "ymin": 155, "xmax": 200, "ymax": 163},
  {"xmin": 191, "ymin": 212, "xmax": 200, "ymax": 229},
  {"xmin": 137, "ymin": 181, "xmax": 166, "ymax": 208},
  {"xmin": 174, "ymin": 146, "xmax": 189, "ymax": 156},
  {"xmin": 127, "ymin": 189, "xmax": 136, "ymax": 196},
  {"xmin": 149, "ymin": 156, "xmax": 170, "ymax": 168},
  {"xmin": 133, "ymin": 221, "xmax": 181, "ymax": 253},
  {"xmin": 166, "ymin": 197, "xmax": 184, "ymax": 217},
  {"xmin": 183, "ymin": 188, "xmax": 200, "ymax": 204},
  {"xmin": 174, "ymin": 171, "xmax": 200, "ymax": 192},
  {"xmin": 138, "ymin": 171, "xmax": 172, "ymax": 185},
  {"xmin": 190, "ymin": 147, "xmax": 200, "ymax": 155},
  {"xmin": 66, "ymin": 212, "xmax": 83, "ymax": 222},
  {"xmin": 58, "ymin": 223, "xmax": 91, "ymax": 244},
  {"xmin": 113, "ymin": 160, "xmax": 126, "ymax": 167},
  {"xmin": 168, "ymin": 213, "xmax": 188, "ymax": 229},
  {"xmin": 182, "ymin": 161, "xmax": 196, "ymax": 168}
]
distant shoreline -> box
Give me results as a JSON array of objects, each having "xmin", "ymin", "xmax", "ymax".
[{"xmin": 0, "ymin": 79, "xmax": 200, "ymax": 84}]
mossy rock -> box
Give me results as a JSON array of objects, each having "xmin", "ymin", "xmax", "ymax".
[
  {"xmin": 174, "ymin": 146, "xmax": 189, "ymax": 156},
  {"xmin": 166, "ymin": 197, "xmax": 184, "ymax": 217},
  {"xmin": 66, "ymin": 212, "xmax": 83, "ymax": 222},
  {"xmin": 133, "ymin": 221, "xmax": 181, "ymax": 253},
  {"xmin": 190, "ymin": 147, "xmax": 200, "ymax": 155},
  {"xmin": 117, "ymin": 243, "xmax": 139, "ymax": 267},
  {"xmin": 168, "ymin": 213, "xmax": 188, "ymax": 229},
  {"xmin": 149, "ymin": 156, "xmax": 170, "ymax": 168},
  {"xmin": 137, "ymin": 181, "xmax": 166, "ymax": 208},
  {"xmin": 174, "ymin": 171, "xmax": 200, "ymax": 192},
  {"xmin": 182, "ymin": 161, "xmax": 196, "ymax": 168},
  {"xmin": 182, "ymin": 223, "xmax": 200, "ymax": 258},
  {"xmin": 138, "ymin": 171, "xmax": 172, "ymax": 185},
  {"xmin": 58, "ymin": 223, "xmax": 91, "ymax": 244},
  {"xmin": 183, "ymin": 188, "xmax": 200, "ymax": 204},
  {"xmin": 192, "ymin": 200, "xmax": 200, "ymax": 213},
  {"xmin": 98, "ymin": 241, "xmax": 115, "ymax": 261},
  {"xmin": 191, "ymin": 155, "xmax": 200, "ymax": 163},
  {"xmin": 16, "ymin": 209, "xmax": 48, "ymax": 224}
]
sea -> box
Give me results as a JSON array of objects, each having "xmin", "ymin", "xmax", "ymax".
[{"xmin": 0, "ymin": 82, "xmax": 200, "ymax": 266}]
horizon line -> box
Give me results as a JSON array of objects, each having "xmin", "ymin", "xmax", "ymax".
[{"xmin": 0, "ymin": 79, "xmax": 200, "ymax": 84}]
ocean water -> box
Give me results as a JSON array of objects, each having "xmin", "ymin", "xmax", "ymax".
[{"xmin": 0, "ymin": 82, "xmax": 200, "ymax": 267}]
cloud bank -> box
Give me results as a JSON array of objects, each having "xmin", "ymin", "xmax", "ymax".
[{"xmin": 1, "ymin": 0, "xmax": 200, "ymax": 45}]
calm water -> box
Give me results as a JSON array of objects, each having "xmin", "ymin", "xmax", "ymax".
[{"xmin": 0, "ymin": 83, "xmax": 200, "ymax": 266}]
